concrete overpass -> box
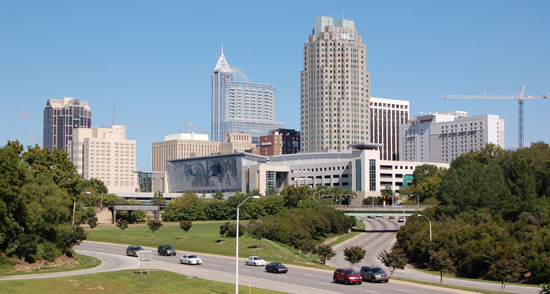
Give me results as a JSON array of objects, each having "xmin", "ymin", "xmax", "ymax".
[{"xmin": 329, "ymin": 205, "xmax": 435, "ymax": 217}]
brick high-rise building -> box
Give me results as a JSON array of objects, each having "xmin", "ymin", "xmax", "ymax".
[
  {"xmin": 260, "ymin": 129, "xmax": 300, "ymax": 156},
  {"xmin": 300, "ymin": 16, "xmax": 371, "ymax": 152}
]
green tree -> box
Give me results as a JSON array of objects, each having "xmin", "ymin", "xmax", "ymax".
[
  {"xmin": 87, "ymin": 216, "xmax": 98, "ymax": 234},
  {"xmin": 429, "ymin": 250, "xmax": 456, "ymax": 283},
  {"xmin": 247, "ymin": 220, "xmax": 266, "ymax": 248},
  {"xmin": 489, "ymin": 259, "xmax": 524, "ymax": 291},
  {"xmin": 378, "ymin": 248, "xmax": 407, "ymax": 275},
  {"xmin": 314, "ymin": 244, "xmax": 335, "ymax": 265},
  {"xmin": 540, "ymin": 283, "xmax": 550, "ymax": 294},
  {"xmin": 147, "ymin": 219, "xmax": 163, "ymax": 237},
  {"xmin": 343, "ymin": 245, "xmax": 366, "ymax": 268},
  {"xmin": 179, "ymin": 220, "xmax": 192, "ymax": 239},
  {"xmin": 152, "ymin": 191, "xmax": 164, "ymax": 206},
  {"xmin": 226, "ymin": 222, "xmax": 245, "ymax": 237},
  {"xmin": 219, "ymin": 222, "xmax": 229, "ymax": 242},
  {"xmin": 116, "ymin": 219, "xmax": 128, "ymax": 235},
  {"xmin": 213, "ymin": 190, "xmax": 224, "ymax": 200}
]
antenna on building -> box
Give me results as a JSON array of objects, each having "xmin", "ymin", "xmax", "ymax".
[{"xmin": 112, "ymin": 102, "xmax": 116, "ymax": 126}]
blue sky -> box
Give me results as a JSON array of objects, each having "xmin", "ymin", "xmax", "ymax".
[{"xmin": 1, "ymin": 0, "xmax": 549, "ymax": 170}]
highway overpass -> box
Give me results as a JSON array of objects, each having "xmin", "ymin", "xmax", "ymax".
[{"xmin": 329, "ymin": 205, "xmax": 435, "ymax": 216}]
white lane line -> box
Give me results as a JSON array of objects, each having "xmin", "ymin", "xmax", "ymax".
[
  {"xmin": 363, "ymin": 290, "xmax": 378, "ymax": 294},
  {"xmin": 394, "ymin": 289, "xmax": 412, "ymax": 292},
  {"xmin": 241, "ymin": 269, "xmax": 251, "ymax": 272},
  {"xmin": 301, "ymin": 273, "xmax": 315, "ymax": 277}
]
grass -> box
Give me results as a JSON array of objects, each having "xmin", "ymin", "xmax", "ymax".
[
  {"xmin": 0, "ymin": 269, "xmax": 283, "ymax": 294},
  {"xmin": 392, "ymin": 276, "xmax": 516, "ymax": 294},
  {"xmin": 328, "ymin": 218, "xmax": 366, "ymax": 247},
  {"xmin": 85, "ymin": 221, "xmax": 333, "ymax": 269},
  {"xmin": 409, "ymin": 266, "xmax": 541, "ymax": 288},
  {"xmin": 0, "ymin": 254, "xmax": 101, "ymax": 277}
]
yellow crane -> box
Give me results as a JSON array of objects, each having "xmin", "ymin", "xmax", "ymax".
[{"xmin": 442, "ymin": 85, "xmax": 549, "ymax": 149}]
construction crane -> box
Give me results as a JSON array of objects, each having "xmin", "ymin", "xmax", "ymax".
[
  {"xmin": 184, "ymin": 120, "xmax": 209, "ymax": 134},
  {"xmin": 442, "ymin": 85, "xmax": 549, "ymax": 149}
]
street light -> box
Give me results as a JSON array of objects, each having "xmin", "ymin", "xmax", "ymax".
[
  {"xmin": 417, "ymin": 214, "xmax": 432, "ymax": 242},
  {"xmin": 235, "ymin": 195, "xmax": 260, "ymax": 294},
  {"xmin": 410, "ymin": 195, "xmax": 420, "ymax": 209}
]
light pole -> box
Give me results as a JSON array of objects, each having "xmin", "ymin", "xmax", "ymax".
[
  {"xmin": 418, "ymin": 214, "xmax": 432, "ymax": 242},
  {"xmin": 235, "ymin": 195, "xmax": 260, "ymax": 294},
  {"xmin": 410, "ymin": 195, "xmax": 420, "ymax": 209}
]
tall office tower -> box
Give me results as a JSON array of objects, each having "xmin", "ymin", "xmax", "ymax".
[
  {"xmin": 260, "ymin": 128, "xmax": 301, "ymax": 156},
  {"xmin": 43, "ymin": 97, "xmax": 92, "ymax": 153},
  {"xmin": 71, "ymin": 125, "xmax": 137, "ymax": 193},
  {"xmin": 211, "ymin": 48, "xmax": 283, "ymax": 145},
  {"xmin": 300, "ymin": 16, "xmax": 371, "ymax": 152},
  {"xmin": 369, "ymin": 97, "xmax": 409, "ymax": 160},
  {"xmin": 400, "ymin": 111, "xmax": 505, "ymax": 163},
  {"xmin": 151, "ymin": 133, "xmax": 221, "ymax": 171}
]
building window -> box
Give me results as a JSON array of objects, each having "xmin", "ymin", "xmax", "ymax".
[
  {"xmin": 355, "ymin": 159, "xmax": 362, "ymax": 191},
  {"xmin": 369, "ymin": 159, "xmax": 376, "ymax": 191}
]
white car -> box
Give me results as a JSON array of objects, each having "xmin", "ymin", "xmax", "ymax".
[
  {"xmin": 245, "ymin": 256, "xmax": 266, "ymax": 266},
  {"xmin": 180, "ymin": 254, "xmax": 202, "ymax": 265}
]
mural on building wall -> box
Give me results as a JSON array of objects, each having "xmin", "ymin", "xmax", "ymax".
[{"xmin": 168, "ymin": 157, "xmax": 241, "ymax": 192}]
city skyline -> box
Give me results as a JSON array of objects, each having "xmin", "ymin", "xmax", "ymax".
[{"xmin": 1, "ymin": 1, "xmax": 549, "ymax": 170}]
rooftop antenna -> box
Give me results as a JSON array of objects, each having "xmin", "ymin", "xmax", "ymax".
[{"xmin": 112, "ymin": 102, "xmax": 116, "ymax": 125}]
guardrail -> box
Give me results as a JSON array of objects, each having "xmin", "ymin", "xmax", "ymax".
[{"xmin": 327, "ymin": 205, "xmax": 435, "ymax": 211}]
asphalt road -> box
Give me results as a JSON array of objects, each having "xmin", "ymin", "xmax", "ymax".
[
  {"xmin": 67, "ymin": 241, "xmax": 471, "ymax": 294},
  {"xmin": 329, "ymin": 216, "xmax": 540, "ymax": 294}
]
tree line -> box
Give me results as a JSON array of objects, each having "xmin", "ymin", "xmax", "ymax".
[{"xmin": 397, "ymin": 143, "xmax": 550, "ymax": 285}]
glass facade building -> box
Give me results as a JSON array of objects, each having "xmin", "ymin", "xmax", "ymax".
[
  {"xmin": 211, "ymin": 49, "xmax": 283, "ymax": 145},
  {"xmin": 43, "ymin": 97, "xmax": 92, "ymax": 153}
]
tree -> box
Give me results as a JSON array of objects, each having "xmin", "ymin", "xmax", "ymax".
[
  {"xmin": 381, "ymin": 185, "xmax": 394, "ymax": 205},
  {"xmin": 87, "ymin": 216, "xmax": 98, "ymax": 234},
  {"xmin": 378, "ymin": 248, "xmax": 407, "ymax": 275},
  {"xmin": 489, "ymin": 259, "xmax": 524, "ymax": 291},
  {"xmin": 247, "ymin": 220, "xmax": 266, "ymax": 248},
  {"xmin": 219, "ymin": 222, "xmax": 229, "ymax": 242},
  {"xmin": 116, "ymin": 219, "xmax": 128, "ymax": 235},
  {"xmin": 343, "ymin": 245, "xmax": 366, "ymax": 267},
  {"xmin": 429, "ymin": 250, "xmax": 456, "ymax": 283},
  {"xmin": 226, "ymin": 222, "xmax": 244, "ymax": 237},
  {"xmin": 213, "ymin": 190, "xmax": 224, "ymax": 200},
  {"xmin": 314, "ymin": 244, "xmax": 336, "ymax": 265},
  {"xmin": 147, "ymin": 219, "xmax": 163, "ymax": 237},
  {"xmin": 179, "ymin": 220, "xmax": 192, "ymax": 239},
  {"xmin": 152, "ymin": 192, "xmax": 164, "ymax": 219},
  {"xmin": 540, "ymin": 283, "xmax": 550, "ymax": 294}
]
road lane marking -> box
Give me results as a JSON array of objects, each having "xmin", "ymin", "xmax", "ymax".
[
  {"xmin": 394, "ymin": 289, "xmax": 412, "ymax": 292},
  {"xmin": 301, "ymin": 273, "xmax": 315, "ymax": 277},
  {"xmin": 363, "ymin": 290, "xmax": 378, "ymax": 294}
]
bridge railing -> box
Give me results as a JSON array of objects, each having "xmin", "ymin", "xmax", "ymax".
[{"xmin": 326, "ymin": 205, "xmax": 436, "ymax": 211}]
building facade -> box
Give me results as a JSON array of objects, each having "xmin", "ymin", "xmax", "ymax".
[
  {"xmin": 151, "ymin": 133, "xmax": 220, "ymax": 171},
  {"xmin": 300, "ymin": 16, "xmax": 371, "ymax": 153},
  {"xmin": 43, "ymin": 97, "xmax": 92, "ymax": 153},
  {"xmin": 220, "ymin": 132, "xmax": 256, "ymax": 154},
  {"xmin": 136, "ymin": 171, "xmax": 167, "ymax": 193},
  {"xmin": 211, "ymin": 49, "xmax": 283, "ymax": 145},
  {"xmin": 400, "ymin": 111, "xmax": 505, "ymax": 163},
  {"xmin": 369, "ymin": 97, "xmax": 409, "ymax": 160},
  {"xmin": 260, "ymin": 128, "xmax": 300, "ymax": 156},
  {"xmin": 71, "ymin": 125, "xmax": 137, "ymax": 193}
]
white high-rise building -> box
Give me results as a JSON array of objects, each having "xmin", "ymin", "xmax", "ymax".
[
  {"xmin": 300, "ymin": 16, "xmax": 371, "ymax": 152},
  {"xmin": 369, "ymin": 97, "xmax": 409, "ymax": 160},
  {"xmin": 400, "ymin": 111, "xmax": 505, "ymax": 163},
  {"xmin": 71, "ymin": 125, "xmax": 137, "ymax": 193},
  {"xmin": 211, "ymin": 48, "xmax": 283, "ymax": 145}
]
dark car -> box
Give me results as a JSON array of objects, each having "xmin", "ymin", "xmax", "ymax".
[
  {"xmin": 333, "ymin": 268, "xmax": 362, "ymax": 285},
  {"xmin": 126, "ymin": 245, "xmax": 144, "ymax": 257},
  {"xmin": 157, "ymin": 245, "xmax": 176, "ymax": 256},
  {"xmin": 360, "ymin": 265, "xmax": 389, "ymax": 283},
  {"xmin": 265, "ymin": 262, "xmax": 288, "ymax": 274}
]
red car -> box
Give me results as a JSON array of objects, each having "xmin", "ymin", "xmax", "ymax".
[{"xmin": 333, "ymin": 268, "xmax": 363, "ymax": 285}]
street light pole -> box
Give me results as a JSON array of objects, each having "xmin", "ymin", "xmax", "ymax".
[
  {"xmin": 418, "ymin": 214, "xmax": 432, "ymax": 242},
  {"xmin": 235, "ymin": 195, "xmax": 260, "ymax": 294},
  {"xmin": 410, "ymin": 195, "xmax": 419, "ymax": 209}
]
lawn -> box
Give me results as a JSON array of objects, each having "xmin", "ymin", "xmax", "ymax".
[
  {"xmin": 0, "ymin": 254, "xmax": 101, "ymax": 277},
  {"xmin": 328, "ymin": 218, "xmax": 366, "ymax": 247},
  {"xmin": 0, "ymin": 269, "xmax": 283, "ymax": 294},
  {"xmin": 85, "ymin": 220, "xmax": 333, "ymax": 269}
]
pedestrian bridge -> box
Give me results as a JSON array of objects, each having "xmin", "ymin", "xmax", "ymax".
[{"xmin": 328, "ymin": 205, "xmax": 435, "ymax": 217}]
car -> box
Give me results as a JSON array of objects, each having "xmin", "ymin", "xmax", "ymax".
[
  {"xmin": 265, "ymin": 262, "xmax": 288, "ymax": 274},
  {"xmin": 157, "ymin": 245, "xmax": 176, "ymax": 256},
  {"xmin": 388, "ymin": 215, "xmax": 396, "ymax": 219},
  {"xmin": 245, "ymin": 256, "xmax": 266, "ymax": 266},
  {"xmin": 398, "ymin": 217, "xmax": 405, "ymax": 223},
  {"xmin": 360, "ymin": 265, "xmax": 389, "ymax": 283},
  {"xmin": 180, "ymin": 254, "xmax": 202, "ymax": 265},
  {"xmin": 367, "ymin": 215, "xmax": 375, "ymax": 219},
  {"xmin": 333, "ymin": 268, "xmax": 362, "ymax": 285},
  {"xmin": 126, "ymin": 245, "xmax": 144, "ymax": 257}
]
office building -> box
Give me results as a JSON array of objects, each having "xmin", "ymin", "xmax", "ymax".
[
  {"xmin": 260, "ymin": 128, "xmax": 300, "ymax": 156},
  {"xmin": 300, "ymin": 16, "xmax": 371, "ymax": 152},
  {"xmin": 71, "ymin": 125, "xmax": 137, "ymax": 193},
  {"xmin": 369, "ymin": 97, "xmax": 409, "ymax": 160},
  {"xmin": 152, "ymin": 133, "xmax": 220, "ymax": 171},
  {"xmin": 220, "ymin": 132, "xmax": 256, "ymax": 154},
  {"xmin": 400, "ymin": 111, "xmax": 505, "ymax": 163},
  {"xmin": 136, "ymin": 171, "xmax": 167, "ymax": 193},
  {"xmin": 43, "ymin": 97, "xmax": 92, "ymax": 153},
  {"xmin": 211, "ymin": 49, "xmax": 283, "ymax": 145}
]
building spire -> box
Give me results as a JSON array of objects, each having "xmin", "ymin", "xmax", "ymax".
[
  {"xmin": 221, "ymin": 43, "xmax": 224, "ymax": 56},
  {"xmin": 214, "ymin": 44, "xmax": 231, "ymax": 73}
]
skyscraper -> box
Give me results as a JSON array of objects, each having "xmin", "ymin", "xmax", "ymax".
[
  {"xmin": 300, "ymin": 16, "xmax": 371, "ymax": 152},
  {"xmin": 211, "ymin": 48, "xmax": 283, "ymax": 145},
  {"xmin": 43, "ymin": 97, "xmax": 92, "ymax": 153},
  {"xmin": 369, "ymin": 97, "xmax": 409, "ymax": 160}
]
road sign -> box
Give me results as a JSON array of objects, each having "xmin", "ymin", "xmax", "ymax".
[
  {"xmin": 359, "ymin": 219, "xmax": 363, "ymax": 223},
  {"xmin": 137, "ymin": 250, "xmax": 152, "ymax": 275}
]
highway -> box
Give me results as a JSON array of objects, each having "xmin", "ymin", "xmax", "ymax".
[
  {"xmin": 69, "ymin": 241, "xmax": 470, "ymax": 294},
  {"xmin": 329, "ymin": 216, "xmax": 540, "ymax": 294}
]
